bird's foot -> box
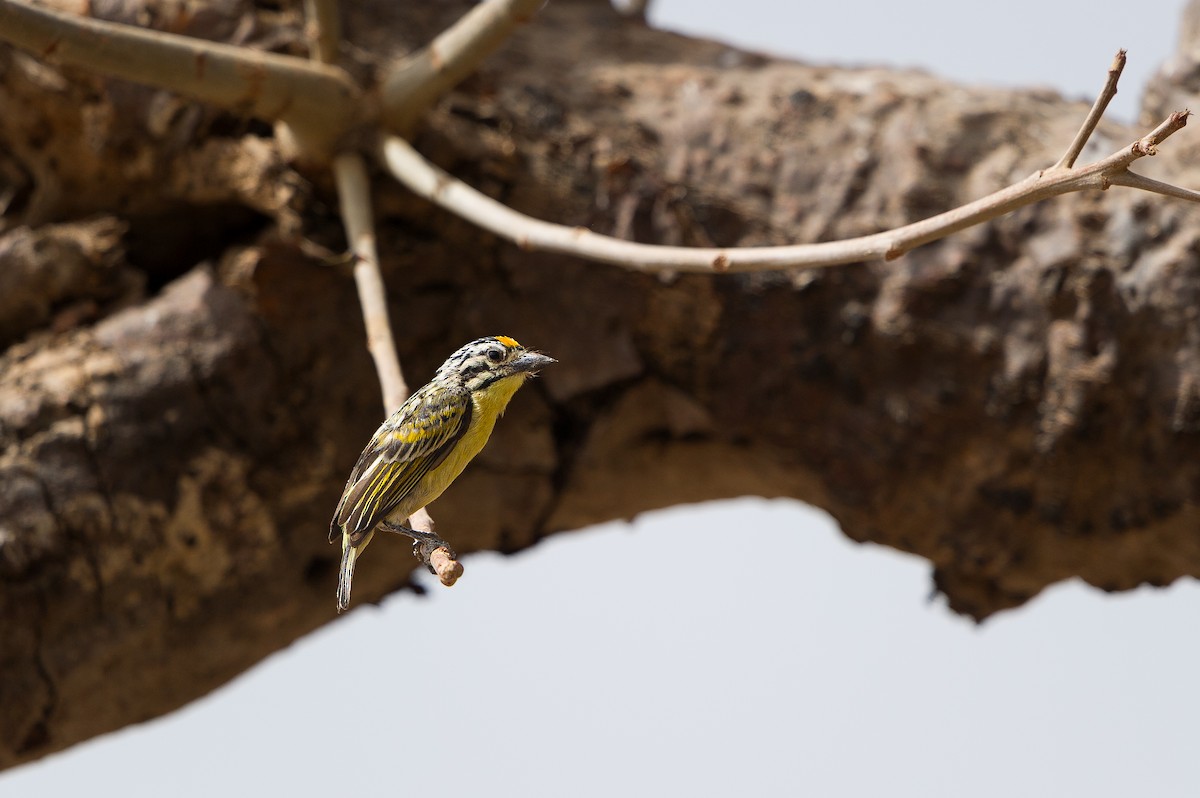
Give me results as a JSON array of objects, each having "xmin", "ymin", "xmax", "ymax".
[{"xmin": 380, "ymin": 521, "xmax": 462, "ymax": 584}]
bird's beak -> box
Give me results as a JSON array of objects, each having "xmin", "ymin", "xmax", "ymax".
[{"xmin": 511, "ymin": 351, "xmax": 556, "ymax": 375}]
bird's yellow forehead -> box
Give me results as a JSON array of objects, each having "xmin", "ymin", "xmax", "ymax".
[{"xmin": 494, "ymin": 335, "xmax": 521, "ymax": 349}]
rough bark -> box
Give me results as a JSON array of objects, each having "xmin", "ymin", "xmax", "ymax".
[{"xmin": 2, "ymin": 0, "xmax": 1200, "ymax": 770}]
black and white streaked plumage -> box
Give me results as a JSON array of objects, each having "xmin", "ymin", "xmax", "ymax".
[{"xmin": 330, "ymin": 336, "xmax": 554, "ymax": 611}]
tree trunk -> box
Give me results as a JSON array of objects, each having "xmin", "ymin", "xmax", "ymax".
[{"xmin": 2, "ymin": 0, "xmax": 1199, "ymax": 770}]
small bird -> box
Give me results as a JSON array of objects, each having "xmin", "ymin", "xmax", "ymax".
[{"xmin": 330, "ymin": 336, "xmax": 554, "ymax": 612}]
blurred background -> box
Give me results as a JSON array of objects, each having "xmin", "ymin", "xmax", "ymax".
[{"xmin": 3, "ymin": 1, "xmax": 1198, "ymax": 795}]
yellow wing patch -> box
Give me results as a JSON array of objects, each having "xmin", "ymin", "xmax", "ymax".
[{"xmin": 333, "ymin": 383, "xmax": 473, "ymax": 540}]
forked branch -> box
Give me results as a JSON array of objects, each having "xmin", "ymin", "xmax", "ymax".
[
  {"xmin": 1055, "ymin": 49, "xmax": 1126, "ymax": 170},
  {"xmin": 0, "ymin": 0, "xmax": 360, "ymax": 154},
  {"xmin": 381, "ymin": 0, "xmax": 544, "ymax": 131},
  {"xmin": 380, "ymin": 52, "xmax": 1200, "ymax": 274}
]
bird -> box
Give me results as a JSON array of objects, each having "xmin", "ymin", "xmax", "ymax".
[{"xmin": 330, "ymin": 336, "xmax": 555, "ymax": 612}]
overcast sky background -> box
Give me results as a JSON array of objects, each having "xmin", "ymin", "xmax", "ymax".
[{"xmin": 5, "ymin": 1, "xmax": 1199, "ymax": 796}]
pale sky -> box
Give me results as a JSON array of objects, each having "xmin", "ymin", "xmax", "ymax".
[{"xmin": 4, "ymin": 2, "xmax": 1198, "ymax": 796}]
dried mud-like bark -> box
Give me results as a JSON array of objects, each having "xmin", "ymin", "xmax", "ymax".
[
  {"xmin": 2, "ymin": 0, "xmax": 1200, "ymax": 771},
  {"xmin": 0, "ymin": 217, "xmax": 136, "ymax": 346}
]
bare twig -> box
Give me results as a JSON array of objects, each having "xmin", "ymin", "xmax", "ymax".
[
  {"xmin": 381, "ymin": 0, "xmax": 543, "ymax": 131},
  {"xmin": 303, "ymin": 0, "xmax": 340, "ymax": 65},
  {"xmin": 1106, "ymin": 167, "xmax": 1200, "ymax": 202},
  {"xmin": 1055, "ymin": 49, "xmax": 1126, "ymax": 170},
  {"xmin": 379, "ymin": 108, "xmax": 1196, "ymax": 274},
  {"xmin": 0, "ymin": 0, "xmax": 359, "ymax": 154},
  {"xmin": 375, "ymin": 51, "xmax": 1195, "ymax": 274},
  {"xmin": 307, "ymin": 0, "xmax": 458, "ymax": 582},
  {"xmin": 332, "ymin": 154, "xmax": 460, "ymax": 581},
  {"xmin": 301, "ymin": 0, "xmax": 457, "ymax": 584},
  {"xmin": 428, "ymin": 545, "xmax": 465, "ymax": 586},
  {"xmin": 332, "ymin": 153, "xmax": 407, "ymax": 410}
]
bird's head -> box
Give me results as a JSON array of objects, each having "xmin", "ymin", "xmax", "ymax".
[{"xmin": 439, "ymin": 336, "xmax": 556, "ymax": 393}]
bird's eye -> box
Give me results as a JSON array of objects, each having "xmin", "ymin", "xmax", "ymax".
[{"xmin": 487, "ymin": 348, "xmax": 504, "ymax": 363}]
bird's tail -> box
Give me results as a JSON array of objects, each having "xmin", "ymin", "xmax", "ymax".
[{"xmin": 337, "ymin": 539, "xmax": 358, "ymax": 613}]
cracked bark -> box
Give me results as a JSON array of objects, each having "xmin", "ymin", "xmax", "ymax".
[{"xmin": 3, "ymin": 0, "xmax": 1200, "ymax": 770}]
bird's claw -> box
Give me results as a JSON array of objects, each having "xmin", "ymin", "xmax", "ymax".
[
  {"xmin": 381, "ymin": 521, "xmax": 456, "ymax": 572},
  {"xmin": 412, "ymin": 538, "xmax": 457, "ymax": 573}
]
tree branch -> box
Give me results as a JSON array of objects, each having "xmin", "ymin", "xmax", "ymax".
[
  {"xmin": 302, "ymin": 0, "xmax": 458, "ymax": 588},
  {"xmin": 331, "ymin": 153, "xmax": 461, "ymax": 586},
  {"xmin": 303, "ymin": 0, "xmax": 341, "ymax": 65},
  {"xmin": 379, "ymin": 106, "xmax": 1196, "ymax": 274},
  {"xmin": 6, "ymin": 0, "xmax": 1200, "ymax": 764},
  {"xmin": 1054, "ymin": 49, "xmax": 1125, "ymax": 170},
  {"xmin": 0, "ymin": 0, "xmax": 360, "ymax": 154},
  {"xmin": 1106, "ymin": 167, "xmax": 1200, "ymax": 202},
  {"xmin": 381, "ymin": 0, "xmax": 544, "ymax": 132},
  {"xmin": 332, "ymin": 154, "xmax": 406, "ymax": 411}
]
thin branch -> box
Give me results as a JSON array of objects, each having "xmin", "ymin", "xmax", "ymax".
[
  {"xmin": 1055, "ymin": 49, "xmax": 1126, "ymax": 170},
  {"xmin": 333, "ymin": 153, "xmax": 407, "ymax": 410},
  {"xmin": 1106, "ymin": 166, "xmax": 1200, "ymax": 203},
  {"xmin": 0, "ymin": 0, "xmax": 359, "ymax": 154},
  {"xmin": 332, "ymin": 154, "xmax": 460, "ymax": 585},
  {"xmin": 379, "ymin": 109, "xmax": 1196, "ymax": 274},
  {"xmin": 381, "ymin": 0, "xmax": 543, "ymax": 131},
  {"xmin": 427, "ymin": 542, "xmax": 464, "ymax": 586},
  {"xmin": 303, "ymin": 0, "xmax": 340, "ymax": 65}
]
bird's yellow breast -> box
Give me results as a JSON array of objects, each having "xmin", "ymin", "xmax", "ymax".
[{"xmin": 388, "ymin": 373, "xmax": 528, "ymax": 521}]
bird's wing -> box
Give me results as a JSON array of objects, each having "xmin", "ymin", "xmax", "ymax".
[{"xmin": 330, "ymin": 383, "xmax": 472, "ymax": 542}]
